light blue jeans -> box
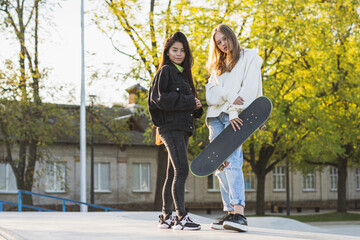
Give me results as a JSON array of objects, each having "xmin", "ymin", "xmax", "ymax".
[{"xmin": 208, "ymin": 112, "xmax": 245, "ymax": 211}]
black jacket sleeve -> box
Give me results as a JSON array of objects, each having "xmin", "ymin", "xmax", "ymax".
[
  {"xmin": 149, "ymin": 66, "xmax": 196, "ymax": 111},
  {"xmin": 194, "ymin": 107, "xmax": 203, "ymax": 119}
]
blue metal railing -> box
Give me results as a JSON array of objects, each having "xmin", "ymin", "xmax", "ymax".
[
  {"xmin": 0, "ymin": 200, "xmax": 55, "ymax": 212},
  {"xmin": 0, "ymin": 190, "xmax": 122, "ymax": 212}
]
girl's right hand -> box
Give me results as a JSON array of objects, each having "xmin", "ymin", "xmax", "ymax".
[{"xmin": 194, "ymin": 97, "xmax": 202, "ymax": 110}]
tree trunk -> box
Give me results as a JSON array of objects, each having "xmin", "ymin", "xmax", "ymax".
[
  {"xmin": 15, "ymin": 141, "xmax": 37, "ymax": 206},
  {"xmin": 154, "ymin": 145, "xmax": 168, "ymax": 211},
  {"xmin": 256, "ymin": 173, "xmax": 266, "ymax": 215},
  {"xmin": 337, "ymin": 156, "xmax": 347, "ymax": 213}
]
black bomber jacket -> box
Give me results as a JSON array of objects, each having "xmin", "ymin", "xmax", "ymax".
[{"xmin": 147, "ymin": 62, "xmax": 203, "ymax": 135}]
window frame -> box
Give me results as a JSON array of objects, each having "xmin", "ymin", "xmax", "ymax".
[
  {"xmin": 0, "ymin": 163, "xmax": 18, "ymax": 193},
  {"xmin": 132, "ymin": 163, "xmax": 151, "ymax": 192},
  {"xmin": 330, "ymin": 167, "xmax": 338, "ymax": 191},
  {"xmin": 207, "ymin": 173, "xmax": 220, "ymax": 192},
  {"xmin": 94, "ymin": 162, "xmax": 111, "ymax": 193},
  {"xmin": 303, "ymin": 172, "xmax": 316, "ymax": 192},
  {"xmin": 273, "ymin": 166, "xmax": 286, "ymax": 192},
  {"xmin": 245, "ymin": 169, "xmax": 256, "ymax": 192},
  {"xmin": 45, "ymin": 162, "xmax": 67, "ymax": 193}
]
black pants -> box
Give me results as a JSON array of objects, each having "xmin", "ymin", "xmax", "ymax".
[{"xmin": 159, "ymin": 130, "xmax": 190, "ymax": 217}]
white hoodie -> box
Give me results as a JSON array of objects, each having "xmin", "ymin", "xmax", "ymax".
[{"xmin": 205, "ymin": 48, "xmax": 263, "ymax": 124}]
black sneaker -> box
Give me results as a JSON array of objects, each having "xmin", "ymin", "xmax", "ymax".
[
  {"xmin": 158, "ymin": 214, "xmax": 174, "ymax": 229},
  {"xmin": 223, "ymin": 213, "xmax": 248, "ymax": 232},
  {"xmin": 210, "ymin": 213, "xmax": 234, "ymax": 230},
  {"xmin": 172, "ymin": 214, "xmax": 201, "ymax": 230}
]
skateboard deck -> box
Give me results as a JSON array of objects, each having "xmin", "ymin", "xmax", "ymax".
[{"xmin": 190, "ymin": 96, "xmax": 272, "ymax": 177}]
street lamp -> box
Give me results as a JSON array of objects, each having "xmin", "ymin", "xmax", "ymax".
[
  {"xmin": 80, "ymin": 0, "xmax": 87, "ymax": 212},
  {"xmin": 89, "ymin": 94, "xmax": 96, "ymax": 206}
]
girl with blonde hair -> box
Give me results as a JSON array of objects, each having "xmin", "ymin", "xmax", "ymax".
[{"xmin": 205, "ymin": 24, "xmax": 263, "ymax": 232}]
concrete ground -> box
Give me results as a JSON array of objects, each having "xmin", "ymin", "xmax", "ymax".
[{"xmin": 0, "ymin": 211, "xmax": 359, "ymax": 240}]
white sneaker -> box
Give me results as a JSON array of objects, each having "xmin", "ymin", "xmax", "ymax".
[
  {"xmin": 158, "ymin": 214, "xmax": 174, "ymax": 229},
  {"xmin": 172, "ymin": 214, "xmax": 201, "ymax": 230}
]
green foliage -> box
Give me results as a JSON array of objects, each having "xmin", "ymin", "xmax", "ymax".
[
  {"xmin": 0, "ymin": 0, "xmax": 77, "ymax": 197},
  {"xmin": 95, "ymin": 0, "xmax": 360, "ymax": 172},
  {"xmin": 278, "ymin": 211, "xmax": 360, "ymax": 223}
]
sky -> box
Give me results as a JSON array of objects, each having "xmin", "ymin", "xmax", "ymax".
[{"xmin": 1, "ymin": 0, "xmax": 136, "ymax": 107}]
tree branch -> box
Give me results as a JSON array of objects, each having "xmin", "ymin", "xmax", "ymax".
[
  {"xmin": 103, "ymin": 26, "xmax": 139, "ymax": 60},
  {"xmin": 265, "ymin": 159, "xmax": 282, "ymax": 175},
  {"xmin": 107, "ymin": 1, "xmax": 153, "ymax": 76},
  {"xmin": 165, "ymin": 0, "xmax": 171, "ymax": 39},
  {"xmin": 237, "ymin": 16, "xmax": 248, "ymax": 38},
  {"xmin": 24, "ymin": 4, "xmax": 35, "ymax": 29},
  {"xmin": 305, "ymin": 160, "xmax": 337, "ymax": 168},
  {"xmin": 149, "ymin": 0, "xmax": 158, "ymax": 67}
]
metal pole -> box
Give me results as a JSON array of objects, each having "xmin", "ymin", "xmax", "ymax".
[
  {"xmin": 286, "ymin": 161, "xmax": 290, "ymax": 216},
  {"xmin": 80, "ymin": 0, "xmax": 87, "ymax": 212},
  {"xmin": 90, "ymin": 131, "xmax": 94, "ymax": 204},
  {"xmin": 90, "ymin": 96, "xmax": 95, "ymax": 205},
  {"xmin": 18, "ymin": 191, "xmax": 22, "ymax": 212}
]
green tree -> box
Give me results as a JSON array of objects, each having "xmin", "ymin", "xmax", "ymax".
[
  {"xmin": 95, "ymin": 0, "xmax": 250, "ymax": 210},
  {"xmin": 95, "ymin": 0, "xmax": 178, "ymax": 210},
  {"xmin": 294, "ymin": 0, "xmax": 360, "ymax": 213},
  {"xmin": 0, "ymin": 0, "xmax": 67, "ymax": 205},
  {"xmin": 95, "ymin": 0, "xmax": 301, "ymax": 215},
  {"xmin": 233, "ymin": 0, "xmax": 313, "ymax": 215},
  {"xmin": 95, "ymin": 0, "xmax": 360, "ymax": 216}
]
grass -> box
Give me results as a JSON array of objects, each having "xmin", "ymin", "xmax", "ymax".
[{"xmin": 265, "ymin": 212, "xmax": 360, "ymax": 223}]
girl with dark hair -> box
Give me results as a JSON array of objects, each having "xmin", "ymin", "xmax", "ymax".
[{"xmin": 148, "ymin": 32, "xmax": 202, "ymax": 230}]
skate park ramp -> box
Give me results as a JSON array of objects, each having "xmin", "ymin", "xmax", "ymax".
[{"xmin": 0, "ymin": 211, "xmax": 359, "ymax": 240}]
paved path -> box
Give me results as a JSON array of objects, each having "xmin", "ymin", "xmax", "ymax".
[{"xmin": 0, "ymin": 212, "xmax": 359, "ymax": 240}]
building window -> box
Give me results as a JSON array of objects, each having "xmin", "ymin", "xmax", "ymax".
[
  {"xmin": 245, "ymin": 169, "xmax": 256, "ymax": 191},
  {"xmin": 330, "ymin": 167, "xmax": 338, "ymax": 191},
  {"xmin": 0, "ymin": 163, "xmax": 17, "ymax": 192},
  {"xmin": 273, "ymin": 166, "xmax": 285, "ymax": 191},
  {"xmin": 46, "ymin": 162, "xmax": 66, "ymax": 193},
  {"xmin": 207, "ymin": 174, "xmax": 220, "ymax": 192},
  {"xmin": 94, "ymin": 163, "xmax": 110, "ymax": 192},
  {"xmin": 357, "ymin": 168, "xmax": 360, "ymax": 190},
  {"xmin": 303, "ymin": 172, "xmax": 316, "ymax": 191},
  {"xmin": 132, "ymin": 163, "xmax": 150, "ymax": 192}
]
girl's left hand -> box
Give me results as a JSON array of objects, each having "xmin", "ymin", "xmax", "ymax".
[
  {"xmin": 230, "ymin": 117, "xmax": 243, "ymax": 131},
  {"xmin": 233, "ymin": 96, "xmax": 245, "ymax": 105}
]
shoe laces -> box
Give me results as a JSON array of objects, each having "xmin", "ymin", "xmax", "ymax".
[
  {"xmin": 160, "ymin": 214, "xmax": 173, "ymax": 223},
  {"xmin": 218, "ymin": 213, "xmax": 233, "ymax": 221},
  {"xmin": 182, "ymin": 215, "xmax": 194, "ymax": 223}
]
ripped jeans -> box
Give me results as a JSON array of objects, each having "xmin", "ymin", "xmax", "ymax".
[{"xmin": 208, "ymin": 112, "xmax": 245, "ymax": 211}]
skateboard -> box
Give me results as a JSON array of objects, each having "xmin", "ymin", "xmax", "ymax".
[{"xmin": 190, "ymin": 96, "xmax": 272, "ymax": 177}]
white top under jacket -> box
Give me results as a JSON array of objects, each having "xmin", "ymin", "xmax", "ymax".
[{"xmin": 205, "ymin": 48, "xmax": 263, "ymax": 125}]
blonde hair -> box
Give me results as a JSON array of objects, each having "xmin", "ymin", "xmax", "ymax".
[{"xmin": 206, "ymin": 24, "xmax": 242, "ymax": 76}]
